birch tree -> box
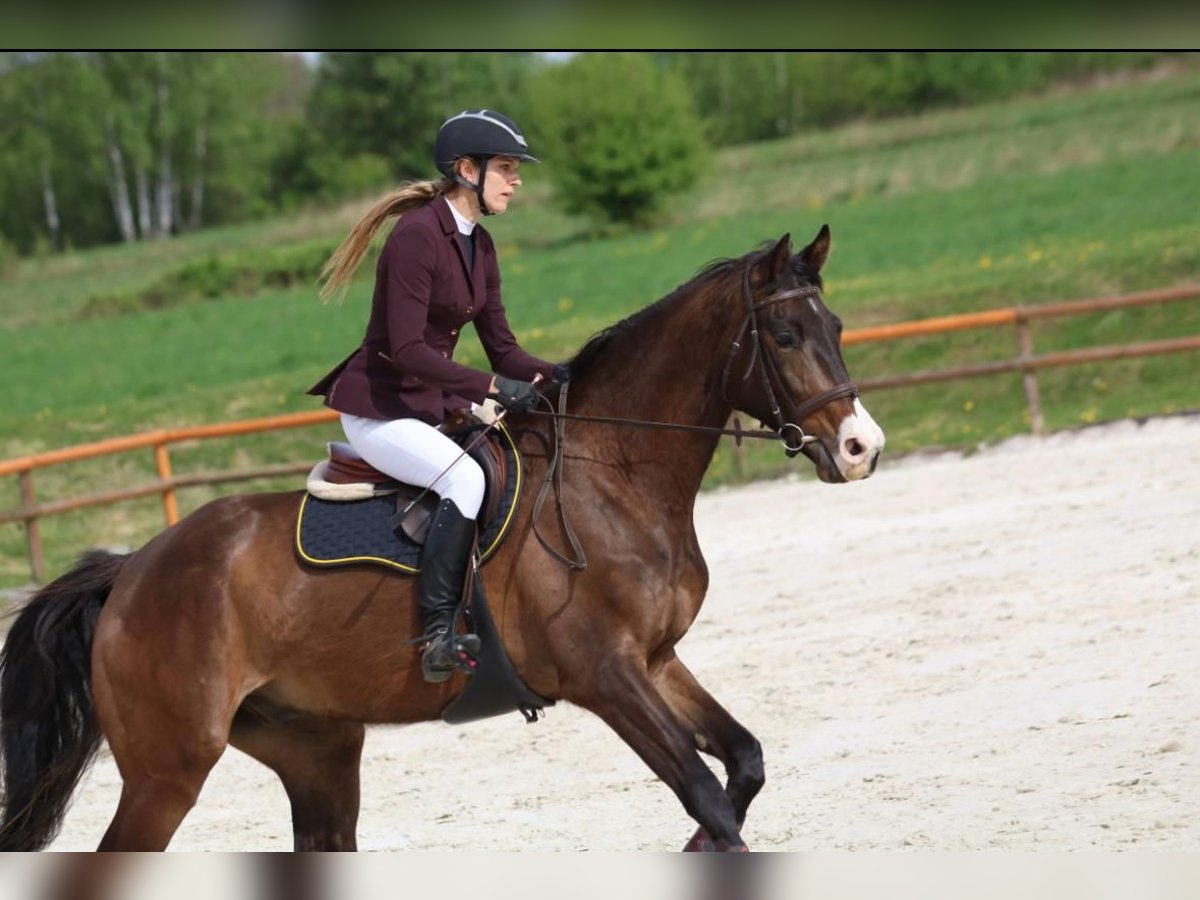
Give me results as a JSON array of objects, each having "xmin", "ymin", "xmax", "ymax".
[{"xmin": 0, "ymin": 52, "xmax": 306, "ymax": 253}]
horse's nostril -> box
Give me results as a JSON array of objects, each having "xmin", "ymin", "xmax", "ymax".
[{"xmin": 844, "ymin": 438, "xmax": 865, "ymax": 459}]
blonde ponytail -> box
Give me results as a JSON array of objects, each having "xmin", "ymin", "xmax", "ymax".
[{"xmin": 318, "ymin": 178, "xmax": 453, "ymax": 303}]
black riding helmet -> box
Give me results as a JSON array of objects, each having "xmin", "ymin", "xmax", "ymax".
[{"xmin": 434, "ymin": 109, "xmax": 539, "ymax": 216}]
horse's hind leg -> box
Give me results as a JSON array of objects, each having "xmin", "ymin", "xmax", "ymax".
[
  {"xmin": 92, "ymin": 621, "xmax": 238, "ymax": 851},
  {"xmin": 97, "ymin": 763, "xmax": 222, "ymax": 851},
  {"xmin": 654, "ymin": 655, "xmax": 764, "ymax": 851},
  {"xmin": 228, "ymin": 707, "xmax": 364, "ymax": 851}
]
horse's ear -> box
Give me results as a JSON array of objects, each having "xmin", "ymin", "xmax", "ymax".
[
  {"xmin": 751, "ymin": 233, "xmax": 792, "ymax": 287},
  {"xmin": 799, "ymin": 224, "xmax": 832, "ymax": 273}
]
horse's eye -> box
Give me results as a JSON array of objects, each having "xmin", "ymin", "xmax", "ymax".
[{"xmin": 772, "ymin": 329, "xmax": 799, "ymax": 348}]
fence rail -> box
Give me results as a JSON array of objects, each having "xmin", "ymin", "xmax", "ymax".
[
  {"xmin": 841, "ymin": 283, "xmax": 1200, "ymax": 434},
  {"xmin": 0, "ymin": 410, "xmax": 338, "ymax": 582},
  {"xmin": 3, "ymin": 283, "xmax": 1198, "ymax": 583}
]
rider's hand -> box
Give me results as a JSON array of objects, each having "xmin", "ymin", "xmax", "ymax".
[
  {"xmin": 551, "ymin": 363, "xmax": 571, "ymax": 384},
  {"xmin": 489, "ymin": 376, "xmax": 539, "ymax": 413}
]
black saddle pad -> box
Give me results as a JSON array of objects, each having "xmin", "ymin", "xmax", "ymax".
[{"xmin": 295, "ymin": 424, "xmax": 522, "ymax": 574}]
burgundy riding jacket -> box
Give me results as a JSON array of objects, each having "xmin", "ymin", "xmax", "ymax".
[{"xmin": 308, "ymin": 197, "xmax": 554, "ymax": 424}]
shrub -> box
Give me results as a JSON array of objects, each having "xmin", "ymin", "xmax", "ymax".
[
  {"xmin": 533, "ymin": 53, "xmax": 709, "ymax": 227},
  {"xmin": 77, "ymin": 240, "xmax": 339, "ymax": 319}
]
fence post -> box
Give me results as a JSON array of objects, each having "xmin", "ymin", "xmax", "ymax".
[
  {"xmin": 154, "ymin": 443, "xmax": 179, "ymax": 525},
  {"xmin": 18, "ymin": 469, "xmax": 46, "ymax": 584},
  {"xmin": 1015, "ymin": 316, "xmax": 1045, "ymax": 436}
]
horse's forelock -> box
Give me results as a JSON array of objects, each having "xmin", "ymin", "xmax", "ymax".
[
  {"xmin": 742, "ymin": 237, "xmax": 823, "ymax": 291},
  {"xmin": 788, "ymin": 254, "xmax": 824, "ymax": 291}
]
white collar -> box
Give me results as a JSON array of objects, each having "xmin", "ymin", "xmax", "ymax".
[{"xmin": 445, "ymin": 197, "xmax": 476, "ymax": 236}]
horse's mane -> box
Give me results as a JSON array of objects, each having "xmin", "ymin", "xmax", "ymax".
[
  {"xmin": 564, "ymin": 240, "xmax": 823, "ymax": 383},
  {"xmin": 564, "ymin": 251, "xmax": 749, "ymax": 382}
]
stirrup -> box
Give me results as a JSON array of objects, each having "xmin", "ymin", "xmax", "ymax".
[{"xmin": 420, "ymin": 628, "xmax": 482, "ymax": 684}]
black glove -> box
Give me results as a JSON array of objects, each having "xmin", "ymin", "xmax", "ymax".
[
  {"xmin": 551, "ymin": 363, "xmax": 571, "ymax": 384},
  {"xmin": 490, "ymin": 376, "xmax": 539, "ymax": 413}
]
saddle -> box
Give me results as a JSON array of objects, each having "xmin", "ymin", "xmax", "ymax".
[
  {"xmin": 297, "ymin": 414, "xmax": 521, "ymax": 574},
  {"xmin": 306, "ymin": 414, "xmax": 509, "ymax": 546}
]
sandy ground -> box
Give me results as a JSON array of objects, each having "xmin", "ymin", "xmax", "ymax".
[{"xmin": 44, "ymin": 414, "xmax": 1199, "ymax": 851}]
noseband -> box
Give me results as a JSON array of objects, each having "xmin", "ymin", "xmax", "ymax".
[{"xmin": 720, "ymin": 270, "xmax": 858, "ymax": 456}]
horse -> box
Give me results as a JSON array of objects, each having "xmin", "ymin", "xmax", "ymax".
[{"xmin": 0, "ymin": 225, "xmax": 884, "ymax": 851}]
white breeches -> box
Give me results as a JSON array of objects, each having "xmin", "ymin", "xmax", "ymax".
[{"xmin": 339, "ymin": 414, "xmax": 484, "ymax": 519}]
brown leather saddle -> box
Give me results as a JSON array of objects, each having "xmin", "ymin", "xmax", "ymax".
[{"xmin": 319, "ymin": 416, "xmax": 509, "ymax": 546}]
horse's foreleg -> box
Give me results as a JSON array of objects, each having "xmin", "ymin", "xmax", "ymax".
[
  {"xmin": 578, "ymin": 656, "xmax": 746, "ymax": 850},
  {"xmin": 228, "ymin": 709, "xmax": 364, "ymax": 851},
  {"xmin": 654, "ymin": 655, "xmax": 764, "ymax": 851}
]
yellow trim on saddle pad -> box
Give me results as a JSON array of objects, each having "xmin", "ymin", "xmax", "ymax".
[{"xmin": 295, "ymin": 421, "xmax": 523, "ymax": 573}]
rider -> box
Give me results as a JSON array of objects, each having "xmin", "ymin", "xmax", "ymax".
[{"xmin": 308, "ymin": 109, "xmax": 565, "ymax": 683}]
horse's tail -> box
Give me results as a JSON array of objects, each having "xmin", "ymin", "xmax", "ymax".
[{"xmin": 0, "ymin": 549, "xmax": 128, "ymax": 851}]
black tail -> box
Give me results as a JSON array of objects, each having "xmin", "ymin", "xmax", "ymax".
[{"xmin": 0, "ymin": 549, "xmax": 127, "ymax": 850}]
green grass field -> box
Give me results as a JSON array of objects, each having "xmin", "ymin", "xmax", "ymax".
[{"xmin": 2, "ymin": 68, "xmax": 1199, "ymax": 587}]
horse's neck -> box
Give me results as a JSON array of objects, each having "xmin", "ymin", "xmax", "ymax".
[{"xmin": 569, "ymin": 289, "xmax": 736, "ymax": 499}]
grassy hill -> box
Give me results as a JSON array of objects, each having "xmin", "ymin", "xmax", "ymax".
[{"xmin": 2, "ymin": 67, "xmax": 1199, "ymax": 586}]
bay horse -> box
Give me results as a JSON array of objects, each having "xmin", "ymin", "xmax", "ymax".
[{"xmin": 0, "ymin": 225, "xmax": 884, "ymax": 851}]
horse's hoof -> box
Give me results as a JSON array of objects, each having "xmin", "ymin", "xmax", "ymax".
[
  {"xmin": 683, "ymin": 828, "xmax": 715, "ymax": 852},
  {"xmin": 682, "ymin": 827, "xmax": 748, "ymax": 852}
]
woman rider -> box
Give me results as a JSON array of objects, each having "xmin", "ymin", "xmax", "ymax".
[{"xmin": 308, "ymin": 109, "xmax": 564, "ymax": 683}]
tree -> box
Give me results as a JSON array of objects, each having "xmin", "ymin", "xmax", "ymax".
[
  {"xmin": 170, "ymin": 53, "xmax": 306, "ymax": 229},
  {"xmin": 0, "ymin": 52, "xmax": 310, "ymax": 254},
  {"xmin": 533, "ymin": 53, "xmax": 708, "ymax": 226},
  {"xmin": 0, "ymin": 53, "xmax": 110, "ymax": 253},
  {"xmin": 301, "ymin": 52, "xmax": 541, "ymax": 189}
]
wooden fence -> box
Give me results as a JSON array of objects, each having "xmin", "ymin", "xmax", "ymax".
[
  {"xmin": 0, "ymin": 410, "xmax": 338, "ymax": 583},
  {"xmin": 841, "ymin": 283, "xmax": 1200, "ymax": 435},
  {"xmin": 2, "ymin": 283, "xmax": 1198, "ymax": 583}
]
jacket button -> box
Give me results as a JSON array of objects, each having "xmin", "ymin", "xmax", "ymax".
[
  {"xmin": 466, "ymin": 306, "xmax": 473, "ymax": 314},
  {"xmin": 450, "ymin": 328, "xmax": 458, "ymax": 336}
]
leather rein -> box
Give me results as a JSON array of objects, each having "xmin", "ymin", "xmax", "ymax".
[{"xmin": 527, "ymin": 271, "xmax": 858, "ymax": 571}]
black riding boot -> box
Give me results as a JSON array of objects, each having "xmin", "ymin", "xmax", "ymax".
[{"xmin": 417, "ymin": 498, "xmax": 481, "ymax": 683}]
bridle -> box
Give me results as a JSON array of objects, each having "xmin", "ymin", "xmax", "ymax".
[
  {"xmin": 720, "ymin": 268, "xmax": 858, "ymax": 457},
  {"xmin": 527, "ymin": 265, "xmax": 858, "ymax": 570},
  {"xmin": 529, "ymin": 268, "xmax": 858, "ymax": 453}
]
